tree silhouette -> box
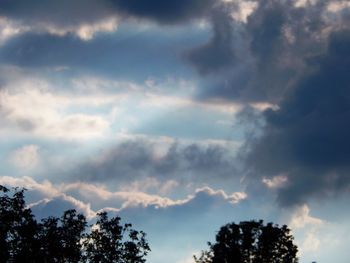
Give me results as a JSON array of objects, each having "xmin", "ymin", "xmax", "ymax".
[
  {"xmin": 39, "ymin": 210, "xmax": 87, "ymax": 262},
  {"xmin": 0, "ymin": 186, "xmax": 41, "ymax": 262},
  {"xmin": 0, "ymin": 185, "xmax": 150, "ymax": 263},
  {"xmin": 83, "ymin": 212, "xmax": 150, "ymax": 263},
  {"xmin": 194, "ymin": 220, "xmax": 298, "ymax": 263}
]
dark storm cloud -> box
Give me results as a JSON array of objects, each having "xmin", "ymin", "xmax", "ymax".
[
  {"xmin": 189, "ymin": 0, "xmax": 334, "ymax": 103},
  {"xmin": 242, "ymin": 30, "xmax": 350, "ymax": 206},
  {"xmin": 245, "ymin": 0, "xmax": 332, "ymax": 102},
  {"xmin": 109, "ymin": 0, "xmax": 216, "ymax": 24},
  {"xmin": 0, "ymin": 0, "xmax": 216, "ymax": 26},
  {"xmin": 0, "ymin": 0, "xmax": 112, "ymax": 26},
  {"xmin": 181, "ymin": 0, "xmax": 350, "ymax": 206},
  {"xmin": 184, "ymin": 5, "xmax": 236, "ymax": 74},
  {"xmin": 68, "ymin": 140, "xmax": 236, "ymax": 184}
]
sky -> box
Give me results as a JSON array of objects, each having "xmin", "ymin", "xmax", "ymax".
[{"xmin": 1, "ymin": 0, "xmax": 350, "ymax": 262}]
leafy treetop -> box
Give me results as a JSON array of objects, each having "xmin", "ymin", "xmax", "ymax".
[
  {"xmin": 194, "ymin": 220, "xmax": 298, "ymax": 263},
  {"xmin": 0, "ymin": 185, "xmax": 150, "ymax": 263}
]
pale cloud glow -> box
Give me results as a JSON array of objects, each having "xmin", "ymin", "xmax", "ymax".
[
  {"xmin": 301, "ymin": 230, "xmax": 321, "ymax": 252},
  {"xmin": 230, "ymin": 1, "xmax": 258, "ymax": 23},
  {"xmin": 289, "ymin": 204, "xmax": 323, "ymax": 229},
  {"xmin": 120, "ymin": 177, "xmax": 180, "ymax": 195},
  {"xmin": 0, "ymin": 16, "xmax": 119, "ymax": 42},
  {"xmin": 0, "ymin": 85, "xmax": 111, "ymax": 139},
  {"xmin": 141, "ymin": 93, "xmax": 244, "ymax": 114},
  {"xmin": 10, "ymin": 144, "xmax": 40, "ymax": 170},
  {"xmin": 262, "ymin": 175, "xmax": 288, "ymax": 189},
  {"xmin": 327, "ymin": 1, "xmax": 350, "ymax": 13},
  {"xmin": 0, "ymin": 176, "xmax": 61, "ymax": 198},
  {"xmin": 0, "ymin": 76, "xmax": 119, "ymax": 139},
  {"xmin": 45, "ymin": 16, "xmax": 119, "ymax": 40},
  {"xmin": 192, "ymin": 187, "xmax": 247, "ymax": 205},
  {"xmin": 288, "ymin": 205, "xmax": 325, "ymax": 257},
  {"xmin": 0, "ymin": 176, "xmax": 247, "ymax": 215},
  {"xmin": 0, "ymin": 73, "xmax": 245, "ymax": 141},
  {"xmin": 0, "ymin": 16, "xmax": 29, "ymax": 44},
  {"xmin": 294, "ymin": 0, "xmax": 318, "ymax": 8}
]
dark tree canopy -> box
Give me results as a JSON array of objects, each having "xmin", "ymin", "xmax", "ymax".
[
  {"xmin": 0, "ymin": 185, "xmax": 150, "ymax": 263},
  {"xmin": 194, "ymin": 220, "xmax": 298, "ymax": 263},
  {"xmin": 82, "ymin": 211, "xmax": 149, "ymax": 263}
]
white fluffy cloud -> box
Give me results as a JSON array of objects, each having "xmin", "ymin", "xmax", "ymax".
[
  {"xmin": 0, "ymin": 16, "xmax": 117, "ymax": 43},
  {"xmin": 0, "ymin": 72, "xmax": 246, "ymax": 141},
  {"xmin": 41, "ymin": 16, "xmax": 118, "ymax": 41},
  {"xmin": 230, "ymin": 1, "xmax": 258, "ymax": 23},
  {"xmin": 0, "ymin": 176, "xmax": 247, "ymax": 218},
  {"xmin": 262, "ymin": 175, "xmax": 288, "ymax": 189},
  {"xmin": 289, "ymin": 204, "xmax": 323, "ymax": 229},
  {"xmin": 0, "ymin": 81, "xmax": 111, "ymax": 140},
  {"xmin": 287, "ymin": 204, "xmax": 325, "ymax": 257},
  {"xmin": 327, "ymin": 1, "xmax": 350, "ymax": 13},
  {"xmin": 0, "ymin": 17, "xmax": 29, "ymax": 44},
  {"xmin": 0, "ymin": 0, "xmax": 119, "ymax": 42}
]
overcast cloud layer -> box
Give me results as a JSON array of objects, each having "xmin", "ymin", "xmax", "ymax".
[{"xmin": 1, "ymin": 1, "xmax": 350, "ymax": 262}]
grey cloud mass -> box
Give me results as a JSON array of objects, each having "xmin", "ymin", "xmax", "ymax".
[
  {"xmin": 68, "ymin": 140, "xmax": 237, "ymax": 186},
  {"xmin": 180, "ymin": 0, "xmax": 350, "ymax": 206},
  {"xmin": 0, "ymin": 0, "xmax": 216, "ymax": 26},
  {"xmin": 109, "ymin": 0, "xmax": 216, "ymax": 24},
  {"xmin": 190, "ymin": 0, "xmax": 340, "ymax": 103},
  {"xmin": 184, "ymin": 4, "xmax": 237, "ymax": 74},
  {"xmin": 243, "ymin": 29, "xmax": 350, "ymax": 206}
]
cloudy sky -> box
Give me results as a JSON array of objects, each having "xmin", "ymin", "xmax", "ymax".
[{"xmin": 1, "ymin": 0, "xmax": 350, "ymax": 262}]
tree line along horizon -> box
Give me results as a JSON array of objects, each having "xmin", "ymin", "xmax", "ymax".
[{"xmin": 1, "ymin": 185, "xmax": 305, "ymax": 263}]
